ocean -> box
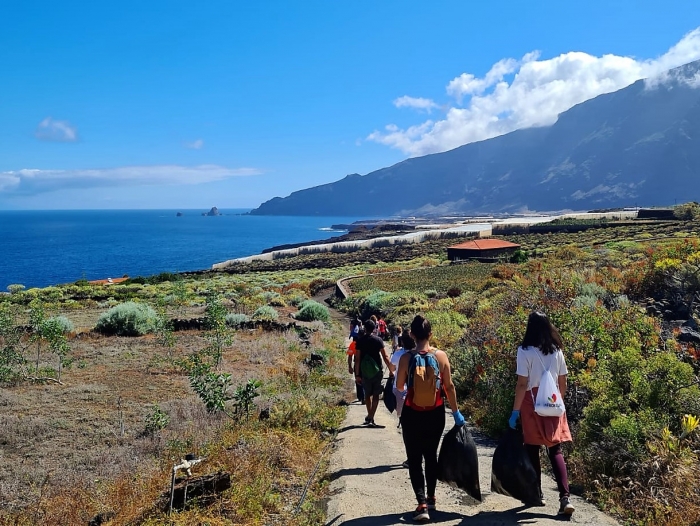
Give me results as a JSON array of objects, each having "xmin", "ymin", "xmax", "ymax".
[{"xmin": 0, "ymin": 210, "xmax": 364, "ymax": 290}]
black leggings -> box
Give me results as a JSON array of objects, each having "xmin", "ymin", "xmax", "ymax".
[
  {"xmin": 401, "ymin": 405, "xmax": 446, "ymax": 504},
  {"xmin": 525, "ymin": 443, "xmax": 570, "ymax": 499}
]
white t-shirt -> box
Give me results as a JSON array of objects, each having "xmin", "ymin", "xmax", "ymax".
[
  {"xmin": 390, "ymin": 348, "xmax": 407, "ymax": 390},
  {"xmin": 516, "ymin": 346, "xmax": 568, "ymax": 390}
]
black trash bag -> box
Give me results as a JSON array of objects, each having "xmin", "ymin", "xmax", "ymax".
[
  {"xmin": 437, "ymin": 425, "xmax": 482, "ymax": 502},
  {"xmin": 383, "ymin": 378, "xmax": 396, "ymax": 413},
  {"xmin": 490, "ymin": 428, "xmax": 541, "ymax": 505},
  {"xmin": 355, "ymin": 381, "xmax": 365, "ymax": 402}
]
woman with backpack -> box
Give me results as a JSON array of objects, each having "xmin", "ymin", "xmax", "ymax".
[
  {"xmin": 509, "ymin": 311, "xmax": 575, "ymax": 516},
  {"xmin": 396, "ymin": 315, "xmax": 465, "ymax": 522}
]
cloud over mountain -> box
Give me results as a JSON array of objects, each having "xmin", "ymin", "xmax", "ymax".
[{"xmin": 369, "ymin": 27, "xmax": 700, "ymax": 156}]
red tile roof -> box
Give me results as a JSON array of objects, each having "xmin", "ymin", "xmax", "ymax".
[
  {"xmin": 88, "ymin": 277, "xmax": 129, "ymax": 285},
  {"xmin": 449, "ymin": 239, "xmax": 520, "ymax": 250}
]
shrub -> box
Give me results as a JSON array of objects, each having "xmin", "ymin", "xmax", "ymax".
[
  {"xmin": 510, "ymin": 249, "xmax": 529, "ymax": 263},
  {"xmin": 424, "ymin": 289, "xmax": 438, "ymax": 298},
  {"xmin": 446, "ymin": 286, "xmax": 462, "ymax": 298},
  {"xmin": 7, "ymin": 284, "xmax": 25, "ymax": 295},
  {"xmin": 252, "ymin": 305, "xmax": 279, "ymax": 321},
  {"xmin": 95, "ymin": 301, "xmax": 158, "ymax": 336},
  {"xmin": 46, "ymin": 315, "xmax": 74, "ymax": 334},
  {"xmin": 225, "ymin": 313, "xmax": 250, "ymax": 327},
  {"xmin": 144, "ymin": 405, "xmax": 170, "ymax": 436},
  {"xmin": 295, "ymin": 300, "xmax": 330, "ymax": 322},
  {"xmin": 286, "ymin": 292, "xmax": 309, "ymax": 307},
  {"xmin": 674, "ymin": 201, "xmax": 700, "ymax": 220}
]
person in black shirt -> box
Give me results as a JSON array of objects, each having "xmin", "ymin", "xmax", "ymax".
[{"xmin": 354, "ymin": 319, "xmax": 394, "ymax": 427}]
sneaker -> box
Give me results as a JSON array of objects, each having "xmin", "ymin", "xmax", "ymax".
[
  {"xmin": 363, "ymin": 416, "xmax": 371, "ymax": 425},
  {"xmin": 426, "ymin": 497, "xmax": 436, "ymax": 510},
  {"xmin": 412, "ymin": 504, "xmax": 430, "ymax": 522},
  {"xmin": 558, "ymin": 496, "xmax": 575, "ymax": 515},
  {"xmin": 401, "ymin": 460, "xmax": 410, "ymax": 469}
]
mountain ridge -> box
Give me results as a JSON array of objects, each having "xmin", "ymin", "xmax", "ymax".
[{"xmin": 251, "ymin": 60, "xmax": 700, "ymax": 216}]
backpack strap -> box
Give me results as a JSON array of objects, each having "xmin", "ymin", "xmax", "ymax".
[{"xmin": 529, "ymin": 348, "xmax": 553, "ymax": 403}]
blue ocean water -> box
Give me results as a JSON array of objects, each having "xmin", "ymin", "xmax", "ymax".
[{"xmin": 0, "ymin": 210, "xmax": 364, "ymax": 290}]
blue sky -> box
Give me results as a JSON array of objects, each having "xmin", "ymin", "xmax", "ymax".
[{"xmin": 2, "ymin": 0, "xmax": 700, "ymax": 210}]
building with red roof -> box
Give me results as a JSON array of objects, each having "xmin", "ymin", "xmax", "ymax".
[{"xmin": 447, "ymin": 239, "xmax": 521, "ymax": 262}]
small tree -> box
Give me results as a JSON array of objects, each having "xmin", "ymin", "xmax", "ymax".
[
  {"xmin": 29, "ymin": 301, "xmax": 46, "ymax": 373},
  {"xmin": 0, "ymin": 303, "xmax": 27, "ymax": 383},
  {"xmin": 187, "ymin": 354, "xmax": 233, "ymax": 413},
  {"xmin": 204, "ymin": 294, "xmax": 232, "ymax": 367},
  {"xmin": 40, "ymin": 318, "xmax": 71, "ymax": 383},
  {"xmin": 233, "ymin": 379, "xmax": 262, "ymax": 419},
  {"xmin": 144, "ymin": 404, "xmax": 170, "ymax": 437},
  {"xmin": 27, "ymin": 302, "xmax": 71, "ymax": 383}
]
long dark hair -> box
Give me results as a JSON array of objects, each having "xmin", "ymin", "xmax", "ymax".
[
  {"xmin": 401, "ymin": 330, "xmax": 416, "ymax": 350},
  {"xmin": 521, "ymin": 311, "xmax": 563, "ymax": 355}
]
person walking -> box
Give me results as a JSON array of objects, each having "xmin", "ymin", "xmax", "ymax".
[
  {"xmin": 355, "ymin": 319, "xmax": 394, "ymax": 427},
  {"xmin": 347, "ymin": 323, "xmax": 364, "ymax": 402},
  {"xmin": 396, "ymin": 315, "xmax": 465, "ymax": 522},
  {"xmin": 390, "ymin": 330, "xmax": 413, "ymax": 468},
  {"xmin": 392, "ymin": 325, "xmax": 403, "ymax": 352},
  {"xmin": 390, "ymin": 330, "xmax": 414, "ymax": 421},
  {"xmin": 509, "ymin": 311, "xmax": 575, "ymax": 516}
]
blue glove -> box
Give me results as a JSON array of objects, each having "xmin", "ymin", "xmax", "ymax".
[
  {"xmin": 509, "ymin": 410, "xmax": 520, "ymax": 429},
  {"xmin": 452, "ymin": 410, "xmax": 465, "ymax": 427}
]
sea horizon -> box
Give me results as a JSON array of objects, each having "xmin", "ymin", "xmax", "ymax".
[{"xmin": 0, "ymin": 209, "xmax": 373, "ymax": 290}]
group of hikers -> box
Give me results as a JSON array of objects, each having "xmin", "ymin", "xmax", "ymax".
[{"xmin": 346, "ymin": 311, "xmax": 575, "ymax": 522}]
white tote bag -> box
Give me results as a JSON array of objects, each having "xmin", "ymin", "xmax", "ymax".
[{"xmin": 532, "ymin": 350, "xmax": 566, "ymax": 417}]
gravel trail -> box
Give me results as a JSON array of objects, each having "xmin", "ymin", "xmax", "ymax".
[{"xmin": 325, "ymin": 392, "xmax": 619, "ymax": 526}]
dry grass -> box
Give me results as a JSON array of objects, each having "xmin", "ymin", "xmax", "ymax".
[{"xmin": 0, "ymin": 314, "xmax": 347, "ymax": 526}]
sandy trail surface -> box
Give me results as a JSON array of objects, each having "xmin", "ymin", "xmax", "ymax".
[{"xmin": 325, "ymin": 393, "xmax": 619, "ymax": 526}]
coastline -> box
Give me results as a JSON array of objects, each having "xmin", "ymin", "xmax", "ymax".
[{"xmin": 212, "ymin": 210, "xmax": 639, "ymax": 270}]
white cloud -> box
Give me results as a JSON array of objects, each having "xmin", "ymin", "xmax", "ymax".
[
  {"xmin": 393, "ymin": 96, "xmax": 439, "ymax": 112},
  {"xmin": 369, "ymin": 27, "xmax": 700, "ymax": 156},
  {"xmin": 185, "ymin": 139, "xmax": 204, "ymax": 149},
  {"xmin": 0, "ymin": 165, "xmax": 262, "ymax": 194},
  {"xmin": 35, "ymin": 117, "xmax": 78, "ymax": 142}
]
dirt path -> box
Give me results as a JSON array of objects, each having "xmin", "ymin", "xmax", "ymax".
[{"xmin": 324, "ymin": 393, "xmax": 619, "ymax": 526}]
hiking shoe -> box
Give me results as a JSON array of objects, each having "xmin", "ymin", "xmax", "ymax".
[
  {"xmin": 412, "ymin": 504, "xmax": 430, "ymax": 522},
  {"xmin": 558, "ymin": 496, "xmax": 575, "ymax": 515},
  {"xmin": 426, "ymin": 497, "xmax": 436, "ymax": 510},
  {"xmin": 401, "ymin": 460, "xmax": 410, "ymax": 469},
  {"xmin": 535, "ymin": 492, "xmax": 546, "ymax": 507}
]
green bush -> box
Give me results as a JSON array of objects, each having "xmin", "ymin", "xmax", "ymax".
[
  {"xmin": 673, "ymin": 201, "xmax": 700, "ymax": 220},
  {"xmin": 225, "ymin": 313, "xmax": 250, "ymax": 327},
  {"xmin": 46, "ymin": 315, "xmax": 74, "ymax": 334},
  {"xmin": 252, "ymin": 305, "xmax": 279, "ymax": 321},
  {"xmin": 295, "ymin": 300, "xmax": 330, "ymax": 322},
  {"xmin": 95, "ymin": 301, "xmax": 158, "ymax": 336},
  {"xmin": 510, "ymin": 249, "xmax": 529, "ymax": 263}
]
